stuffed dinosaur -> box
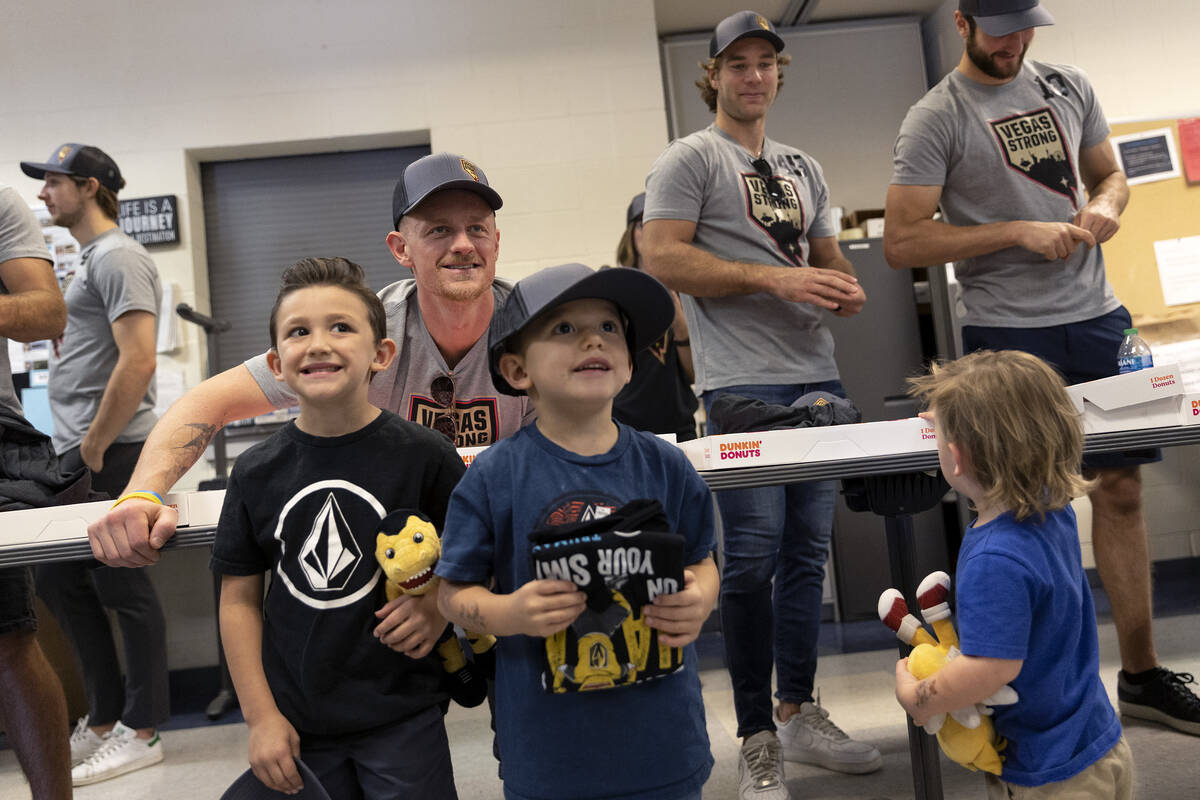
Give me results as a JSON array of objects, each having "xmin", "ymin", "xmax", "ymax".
[
  {"xmin": 878, "ymin": 571, "xmax": 1018, "ymax": 775},
  {"xmin": 376, "ymin": 510, "xmax": 495, "ymax": 708}
]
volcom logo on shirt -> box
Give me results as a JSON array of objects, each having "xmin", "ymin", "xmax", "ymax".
[
  {"xmin": 989, "ymin": 107, "xmax": 1079, "ymax": 207},
  {"xmin": 273, "ymin": 479, "xmax": 385, "ymax": 610},
  {"xmin": 408, "ymin": 395, "xmax": 500, "ymax": 447},
  {"xmin": 742, "ymin": 169, "xmax": 807, "ymax": 267}
]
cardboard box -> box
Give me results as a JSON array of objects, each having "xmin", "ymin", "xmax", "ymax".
[
  {"xmin": 0, "ymin": 491, "xmax": 188, "ymax": 550},
  {"xmin": 185, "ymin": 490, "xmax": 225, "ymax": 527},
  {"xmin": 677, "ymin": 417, "xmax": 935, "ymax": 471},
  {"xmin": 848, "ymin": 208, "xmax": 885, "ymax": 228},
  {"xmin": 1182, "ymin": 393, "xmax": 1200, "ymax": 425},
  {"xmin": 1066, "ymin": 365, "xmax": 1184, "ymax": 434}
]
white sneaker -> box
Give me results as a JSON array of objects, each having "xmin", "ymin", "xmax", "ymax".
[
  {"xmin": 738, "ymin": 730, "xmax": 791, "ymax": 800},
  {"xmin": 71, "ymin": 721, "xmax": 164, "ymax": 786},
  {"xmin": 69, "ymin": 715, "xmax": 104, "ymax": 766},
  {"xmin": 776, "ymin": 702, "xmax": 882, "ymax": 774}
]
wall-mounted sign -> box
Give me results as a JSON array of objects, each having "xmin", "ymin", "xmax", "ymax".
[
  {"xmin": 1111, "ymin": 128, "xmax": 1180, "ymax": 185},
  {"xmin": 119, "ymin": 194, "xmax": 179, "ymax": 246}
]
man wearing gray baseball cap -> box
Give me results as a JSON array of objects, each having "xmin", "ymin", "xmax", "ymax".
[
  {"xmin": 87, "ymin": 154, "xmax": 532, "ymax": 657},
  {"xmin": 886, "ymin": 0, "xmax": 1200, "ymax": 773},
  {"xmin": 642, "ymin": 10, "xmax": 875, "ymax": 800}
]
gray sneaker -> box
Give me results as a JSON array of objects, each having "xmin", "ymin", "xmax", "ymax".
[
  {"xmin": 738, "ymin": 730, "xmax": 790, "ymax": 800},
  {"xmin": 776, "ymin": 702, "xmax": 883, "ymax": 774}
]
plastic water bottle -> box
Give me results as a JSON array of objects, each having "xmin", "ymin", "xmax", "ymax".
[{"xmin": 1117, "ymin": 328, "xmax": 1153, "ymax": 374}]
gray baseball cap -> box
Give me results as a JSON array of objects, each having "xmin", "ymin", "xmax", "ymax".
[
  {"xmin": 626, "ymin": 192, "xmax": 645, "ymax": 225},
  {"xmin": 488, "ymin": 263, "xmax": 674, "ymax": 396},
  {"xmin": 959, "ymin": 0, "xmax": 1054, "ymax": 37},
  {"xmin": 21, "ymin": 143, "xmax": 124, "ymax": 193},
  {"xmin": 710, "ymin": 10, "xmax": 785, "ymax": 58},
  {"xmin": 392, "ymin": 152, "xmax": 503, "ymax": 228}
]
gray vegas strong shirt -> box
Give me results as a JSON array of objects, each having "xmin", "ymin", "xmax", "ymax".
[
  {"xmin": 892, "ymin": 61, "xmax": 1119, "ymax": 328},
  {"xmin": 645, "ymin": 124, "xmax": 840, "ymax": 393},
  {"xmin": 245, "ymin": 278, "xmax": 535, "ymax": 447}
]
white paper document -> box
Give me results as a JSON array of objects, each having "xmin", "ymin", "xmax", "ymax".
[{"xmin": 1154, "ymin": 236, "xmax": 1200, "ymax": 307}]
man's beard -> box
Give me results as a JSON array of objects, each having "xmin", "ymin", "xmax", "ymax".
[{"xmin": 967, "ymin": 34, "xmax": 1027, "ymax": 80}]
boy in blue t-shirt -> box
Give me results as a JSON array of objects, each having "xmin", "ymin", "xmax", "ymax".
[
  {"xmin": 436, "ymin": 263, "xmax": 719, "ymax": 800},
  {"xmin": 897, "ymin": 349, "xmax": 1132, "ymax": 798},
  {"xmin": 212, "ymin": 257, "xmax": 465, "ymax": 798}
]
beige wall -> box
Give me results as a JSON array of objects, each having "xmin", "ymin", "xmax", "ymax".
[
  {"xmin": 4, "ymin": 0, "xmax": 669, "ymax": 670},
  {"xmin": 2, "ymin": 0, "xmax": 669, "ymax": 491}
]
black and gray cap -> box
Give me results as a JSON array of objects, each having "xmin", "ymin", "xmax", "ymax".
[
  {"xmin": 710, "ymin": 10, "xmax": 785, "ymax": 58},
  {"xmin": 959, "ymin": 0, "xmax": 1054, "ymax": 37},
  {"xmin": 626, "ymin": 192, "xmax": 645, "ymax": 225},
  {"xmin": 21, "ymin": 143, "xmax": 124, "ymax": 193},
  {"xmin": 392, "ymin": 152, "xmax": 503, "ymax": 228},
  {"xmin": 488, "ymin": 263, "xmax": 674, "ymax": 396}
]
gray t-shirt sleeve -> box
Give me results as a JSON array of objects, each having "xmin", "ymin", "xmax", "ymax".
[
  {"xmin": 244, "ymin": 351, "xmax": 298, "ymax": 410},
  {"xmin": 644, "ymin": 140, "xmax": 707, "ymax": 224},
  {"xmin": 1068, "ymin": 65, "xmax": 1111, "ymax": 150},
  {"xmin": 0, "ymin": 186, "xmax": 51, "ymax": 264},
  {"xmin": 90, "ymin": 247, "xmax": 160, "ymax": 323},
  {"xmin": 891, "ymin": 105, "xmax": 954, "ymax": 186}
]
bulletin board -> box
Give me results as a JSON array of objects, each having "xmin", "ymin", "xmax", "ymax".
[{"xmin": 1104, "ymin": 118, "xmax": 1200, "ymax": 336}]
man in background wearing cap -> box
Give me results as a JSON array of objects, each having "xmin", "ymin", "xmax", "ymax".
[
  {"xmin": 0, "ymin": 183, "xmax": 72, "ymax": 798},
  {"xmin": 87, "ymin": 153, "xmax": 532, "ymax": 660},
  {"xmin": 22, "ymin": 144, "xmax": 171, "ymax": 784},
  {"xmin": 641, "ymin": 11, "xmax": 877, "ymax": 800},
  {"xmin": 884, "ymin": 0, "xmax": 1200, "ymax": 736}
]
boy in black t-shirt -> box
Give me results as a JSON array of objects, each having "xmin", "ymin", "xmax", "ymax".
[{"xmin": 212, "ymin": 257, "xmax": 465, "ymax": 798}]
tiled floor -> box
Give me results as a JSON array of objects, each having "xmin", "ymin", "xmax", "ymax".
[{"xmin": 3, "ymin": 565, "xmax": 1198, "ymax": 799}]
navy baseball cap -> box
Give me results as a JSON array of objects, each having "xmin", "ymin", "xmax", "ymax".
[
  {"xmin": 710, "ymin": 10, "xmax": 785, "ymax": 58},
  {"xmin": 392, "ymin": 152, "xmax": 502, "ymax": 228},
  {"xmin": 488, "ymin": 263, "xmax": 674, "ymax": 396},
  {"xmin": 626, "ymin": 192, "xmax": 645, "ymax": 225},
  {"xmin": 959, "ymin": 0, "xmax": 1054, "ymax": 37},
  {"xmin": 21, "ymin": 143, "xmax": 124, "ymax": 193}
]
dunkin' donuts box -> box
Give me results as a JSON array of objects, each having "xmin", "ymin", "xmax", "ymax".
[
  {"xmin": 1183, "ymin": 394, "xmax": 1200, "ymax": 425},
  {"xmin": 677, "ymin": 417, "xmax": 935, "ymax": 471},
  {"xmin": 1065, "ymin": 365, "xmax": 1185, "ymax": 434}
]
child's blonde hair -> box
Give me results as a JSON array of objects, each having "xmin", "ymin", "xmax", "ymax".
[{"xmin": 908, "ymin": 350, "xmax": 1095, "ymax": 521}]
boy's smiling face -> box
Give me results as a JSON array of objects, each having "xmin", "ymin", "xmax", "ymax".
[
  {"xmin": 268, "ymin": 284, "xmax": 395, "ymax": 408},
  {"xmin": 499, "ymin": 298, "xmax": 632, "ymax": 411}
]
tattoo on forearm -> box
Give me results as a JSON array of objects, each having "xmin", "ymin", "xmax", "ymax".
[
  {"xmin": 169, "ymin": 423, "xmax": 218, "ymax": 462},
  {"xmin": 461, "ymin": 603, "xmax": 486, "ymax": 631},
  {"xmin": 915, "ymin": 677, "xmax": 938, "ymax": 708}
]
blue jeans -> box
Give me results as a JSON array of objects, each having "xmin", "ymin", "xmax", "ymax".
[{"xmin": 703, "ymin": 381, "xmax": 842, "ymax": 739}]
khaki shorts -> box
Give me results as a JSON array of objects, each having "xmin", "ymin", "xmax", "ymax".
[{"xmin": 985, "ymin": 736, "xmax": 1134, "ymax": 800}]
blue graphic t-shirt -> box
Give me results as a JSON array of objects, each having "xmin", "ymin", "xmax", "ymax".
[
  {"xmin": 437, "ymin": 423, "xmax": 716, "ymax": 800},
  {"xmin": 211, "ymin": 410, "xmax": 465, "ymax": 736}
]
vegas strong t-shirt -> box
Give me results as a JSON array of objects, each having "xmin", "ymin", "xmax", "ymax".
[
  {"xmin": 644, "ymin": 124, "xmax": 841, "ymax": 392},
  {"xmin": 246, "ymin": 279, "xmax": 534, "ymax": 447},
  {"xmin": 891, "ymin": 61, "xmax": 1119, "ymax": 328}
]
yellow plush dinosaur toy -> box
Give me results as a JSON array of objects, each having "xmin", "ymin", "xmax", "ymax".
[
  {"xmin": 878, "ymin": 571, "xmax": 1018, "ymax": 775},
  {"xmin": 376, "ymin": 510, "xmax": 495, "ymax": 708}
]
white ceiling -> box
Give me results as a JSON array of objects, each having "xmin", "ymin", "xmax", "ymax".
[{"xmin": 654, "ymin": 0, "xmax": 948, "ymax": 37}]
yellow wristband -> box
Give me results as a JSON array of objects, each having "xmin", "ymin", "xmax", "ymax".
[{"xmin": 111, "ymin": 491, "xmax": 165, "ymax": 509}]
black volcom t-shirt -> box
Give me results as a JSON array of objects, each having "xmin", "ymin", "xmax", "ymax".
[{"xmin": 211, "ymin": 410, "xmax": 465, "ymax": 736}]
